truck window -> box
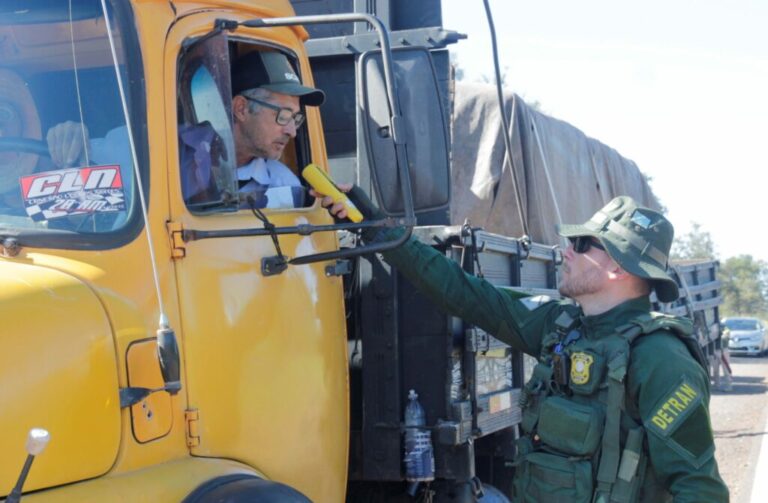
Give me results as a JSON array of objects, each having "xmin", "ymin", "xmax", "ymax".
[
  {"xmin": 177, "ymin": 39, "xmax": 312, "ymax": 213},
  {"xmin": 0, "ymin": 0, "xmax": 145, "ymax": 243},
  {"xmin": 177, "ymin": 32, "xmax": 238, "ymax": 213}
]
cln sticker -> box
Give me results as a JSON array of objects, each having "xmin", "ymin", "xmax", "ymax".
[{"xmin": 20, "ymin": 165, "xmax": 125, "ymax": 221}]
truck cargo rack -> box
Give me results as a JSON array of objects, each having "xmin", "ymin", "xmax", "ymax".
[{"xmin": 658, "ymin": 259, "xmax": 723, "ymax": 358}]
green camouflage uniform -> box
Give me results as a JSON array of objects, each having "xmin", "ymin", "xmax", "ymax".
[{"xmin": 363, "ymin": 195, "xmax": 728, "ymax": 502}]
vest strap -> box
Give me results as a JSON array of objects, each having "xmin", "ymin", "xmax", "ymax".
[
  {"xmin": 617, "ymin": 427, "xmax": 642, "ymax": 482},
  {"xmin": 596, "ymin": 352, "xmax": 628, "ymax": 495},
  {"xmin": 596, "ymin": 312, "xmax": 694, "ymax": 501},
  {"xmin": 611, "ymin": 427, "xmax": 647, "ymax": 503}
]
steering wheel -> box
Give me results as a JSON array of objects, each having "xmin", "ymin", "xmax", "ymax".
[{"xmin": 0, "ymin": 137, "xmax": 50, "ymax": 157}]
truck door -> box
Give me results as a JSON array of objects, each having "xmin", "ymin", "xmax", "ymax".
[{"xmin": 164, "ymin": 18, "xmax": 349, "ymax": 503}]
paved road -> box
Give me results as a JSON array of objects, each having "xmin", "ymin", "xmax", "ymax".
[{"xmin": 710, "ymin": 355, "xmax": 768, "ymax": 503}]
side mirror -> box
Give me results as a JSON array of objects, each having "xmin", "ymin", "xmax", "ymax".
[{"xmin": 358, "ymin": 48, "xmax": 450, "ymax": 215}]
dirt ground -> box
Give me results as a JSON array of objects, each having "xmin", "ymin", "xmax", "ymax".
[{"xmin": 710, "ymin": 355, "xmax": 768, "ymax": 503}]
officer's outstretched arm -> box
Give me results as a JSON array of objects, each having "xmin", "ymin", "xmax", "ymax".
[{"xmin": 313, "ymin": 184, "xmax": 556, "ymax": 356}]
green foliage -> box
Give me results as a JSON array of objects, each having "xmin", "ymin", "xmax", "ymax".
[
  {"xmin": 720, "ymin": 255, "xmax": 768, "ymax": 318},
  {"xmin": 670, "ymin": 222, "xmax": 717, "ymax": 260}
]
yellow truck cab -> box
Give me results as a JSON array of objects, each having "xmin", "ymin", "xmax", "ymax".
[
  {"xmin": 0, "ymin": 0, "xmax": 440, "ymax": 501},
  {"xmin": 3, "ymin": 0, "xmax": 565, "ymax": 501}
]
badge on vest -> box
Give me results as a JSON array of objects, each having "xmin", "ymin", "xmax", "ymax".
[
  {"xmin": 569, "ymin": 350, "xmax": 605, "ymax": 395},
  {"xmin": 570, "ymin": 352, "xmax": 594, "ymax": 385}
]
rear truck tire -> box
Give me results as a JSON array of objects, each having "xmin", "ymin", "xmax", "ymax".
[{"xmin": 182, "ymin": 474, "xmax": 312, "ymax": 502}]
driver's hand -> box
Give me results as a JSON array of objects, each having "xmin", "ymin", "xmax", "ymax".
[
  {"xmin": 310, "ymin": 183, "xmax": 353, "ymax": 219},
  {"xmin": 46, "ymin": 121, "xmax": 90, "ymax": 167}
]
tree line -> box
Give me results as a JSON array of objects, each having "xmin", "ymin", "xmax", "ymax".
[{"xmin": 671, "ymin": 223, "xmax": 768, "ymax": 318}]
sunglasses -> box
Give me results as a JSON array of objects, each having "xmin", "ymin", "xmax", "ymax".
[
  {"xmin": 569, "ymin": 236, "xmax": 606, "ymax": 254},
  {"xmin": 242, "ymin": 96, "xmax": 305, "ymax": 128}
]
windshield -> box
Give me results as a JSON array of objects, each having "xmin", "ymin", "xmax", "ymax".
[
  {"xmin": 724, "ymin": 319, "xmax": 760, "ymax": 331},
  {"xmin": 0, "ymin": 0, "xmax": 145, "ymax": 245}
]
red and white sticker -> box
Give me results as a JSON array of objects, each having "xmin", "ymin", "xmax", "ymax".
[{"xmin": 19, "ymin": 165, "xmax": 126, "ymax": 221}]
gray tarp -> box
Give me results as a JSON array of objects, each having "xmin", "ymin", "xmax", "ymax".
[{"xmin": 450, "ymin": 82, "xmax": 660, "ymax": 246}]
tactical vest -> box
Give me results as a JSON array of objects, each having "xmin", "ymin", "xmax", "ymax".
[{"xmin": 512, "ymin": 311, "xmax": 705, "ymax": 503}]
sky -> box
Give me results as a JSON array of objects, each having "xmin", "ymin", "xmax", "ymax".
[{"xmin": 442, "ymin": 0, "xmax": 768, "ymax": 264}]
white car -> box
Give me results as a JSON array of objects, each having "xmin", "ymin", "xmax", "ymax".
[{"xmin": 723, "ymin": 317, "xmax": 768, "ymax": 356}]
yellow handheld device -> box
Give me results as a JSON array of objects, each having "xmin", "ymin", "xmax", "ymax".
[{"xmin": 302, "ymin": 163, "xmax": 364, "ymax": 222}]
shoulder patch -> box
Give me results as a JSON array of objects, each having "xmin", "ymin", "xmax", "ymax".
[
  {"xmin": 644, "ymin": 376, "xmax": 714, "ymax": 468},
  {"xmin": 519, "ymin": 295, "xmax": 552, "ymax": 311},
  {"xmin": 645, "ymin": 377, "xmax": 702, "ymax": 436}
]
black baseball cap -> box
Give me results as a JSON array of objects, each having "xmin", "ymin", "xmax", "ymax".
[{"xmin": 231, "ymin": 51, "xmax": 325, "ymax": 107}]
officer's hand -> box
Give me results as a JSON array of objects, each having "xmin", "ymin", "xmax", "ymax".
[
  {"xmin": 310, "ymin": 183, "xmax": 353, "ymax": 220},
  {"xmin": 46, "ymin": 121, "xmax": 90, "ymax": 167}
]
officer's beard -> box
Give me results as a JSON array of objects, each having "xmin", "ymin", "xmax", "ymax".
[{"xmin": 558, "ymin": 266, "xmax": 603, "ymax": 300}]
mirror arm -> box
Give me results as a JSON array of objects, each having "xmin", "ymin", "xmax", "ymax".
[
  {"xmin": 181, "ymin": 216, "xmax": 416, "ymax": 267},
  {"xmin": 182, "ymin": 217, "xmax": 407, "ymax": 241},
  {"xmin": 289, "ymin": 219, "xmax": 413, "ymax": 266},
  {"xmin": 119, "ymin": 384, "xmax": 181, "ymax": 408}
]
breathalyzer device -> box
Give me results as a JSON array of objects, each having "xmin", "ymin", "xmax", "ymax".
[{"xmin": 302, "ymin": 164, "xmax": 364, "ymax": 223}]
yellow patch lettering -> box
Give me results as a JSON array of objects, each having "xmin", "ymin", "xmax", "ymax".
[
  {"xmin": 668, "ymin": 397, "xmax": 685, "ymax": 412},
  {"xmin": 675, "ymin": 390, "xmax": 692, "ymax": 406},
  {"xmin": 657, "ymin": 409, "xmax": 673, "ymax": 424},
  {"xmin": 662, "ymin": 402, "xmax": 679, "ymax": 417},
  {"xmin": 647, "ymin": 380, "xmax": 702, "ymax": 436},
  {"xmin": 679, "ymin": 383, "xmax": 698, "ymax": 399}
]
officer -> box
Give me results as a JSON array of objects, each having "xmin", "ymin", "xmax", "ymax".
[{"xmin": 316, "ymin": 191, "xmax": 729, "ymax": 502}]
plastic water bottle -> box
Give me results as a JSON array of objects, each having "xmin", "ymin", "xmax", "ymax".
[{"xmin": 403, "ymin": 389, "xmax": 435, "ymax": 482}]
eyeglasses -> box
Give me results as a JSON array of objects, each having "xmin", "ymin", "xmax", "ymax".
[
  {"xmin": 241, "ymin": 96, "xmax": 305, "ymax": 128},
  {"xmin": 569, "ymin": 236, "xmax": 606, "ymax": 254}
]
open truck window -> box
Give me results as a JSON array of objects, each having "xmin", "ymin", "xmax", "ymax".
[
  {"xmin": 177, "ymin": 38, "xmax": 313, "ymax": 214},
  {"xmin": 0, "ymin": 0, "xmax": 145, "ymax": 247}
]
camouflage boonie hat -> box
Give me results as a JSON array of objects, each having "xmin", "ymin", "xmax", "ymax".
[{"xmin": 557, "ymin": 196, "xmax": 679, "ymax": 302}]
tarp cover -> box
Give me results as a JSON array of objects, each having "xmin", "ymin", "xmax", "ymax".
[{"xmin": 450, "ymin": 82, "xmax": 660, "ymax": 246}]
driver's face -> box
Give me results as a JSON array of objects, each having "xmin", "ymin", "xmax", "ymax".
[{"xmin": 232, "ymin": 90, "xmax": 299, "ymax": 165}]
